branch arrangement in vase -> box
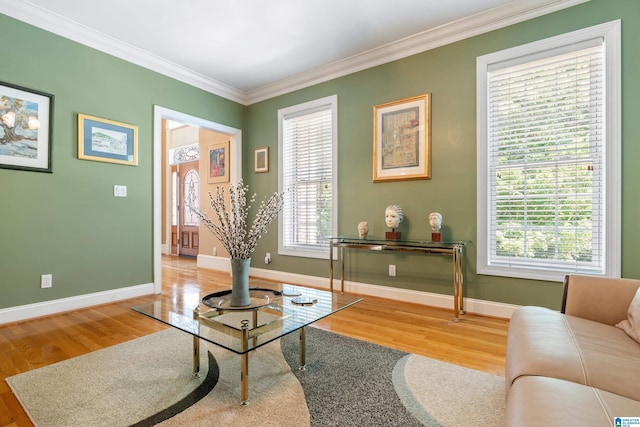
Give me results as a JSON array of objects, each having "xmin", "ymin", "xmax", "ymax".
[{"xmin": 189, "ymin": 180, "xmax": 284, "ymax": 260}]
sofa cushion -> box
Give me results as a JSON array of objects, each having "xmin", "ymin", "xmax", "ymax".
[
  {"xmin": 563, "ymin": 275, "xmax": 640, "ymax": 325},
  {"xmin": 506, "ymin": 306, "xmax": 640, "ymax": 400},
  {"xmin": 617, "ymin": 287, "xmax": 640, "ymax": 344},
  {"xmin": 505, "ymin": 376, "xmax": 640, "ymax": 427}
]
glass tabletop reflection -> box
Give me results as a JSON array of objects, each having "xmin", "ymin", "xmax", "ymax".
[{"xmin": 132, "ymin": 283, "xmax": 362, "ymax": 355}]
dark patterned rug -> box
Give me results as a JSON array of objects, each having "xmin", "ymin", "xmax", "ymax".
[{"xmin": 281, "ymin": 328, "xmax": 422, "ymax": 426}]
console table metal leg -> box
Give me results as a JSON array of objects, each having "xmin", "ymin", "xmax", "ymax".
[
  {"xmin": 329, "ymin": 242, "xmax": 334, "ymax": 292},
  {"xmin": 456, "ymin": 246, "xmax": 465, "ymax": 315},
  {"xmin": 453, "ymin": 254, "xmax": 460, "ymax": 322},
  {"xmin": 340, "ymin": 246, "xmax": 345, "ymax": 293},
  {"xmin": 329, "ymin": 242, "xmax": 346, "ymax": 293},
  {"xmin": 299, "ymin": 326, "xmax": 307, "ymax": 371},
  {"xmin": 452, "ymin": 246, "xmax": 465, "ymax": 321},
  {"xmin": 241, "ymin": 320, "xmax": 249, "ymax": 405}
]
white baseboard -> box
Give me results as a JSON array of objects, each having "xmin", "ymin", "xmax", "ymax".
[
  {"xmin": 1, "ymin": 258, "xmax": 518, "ymax": 324},
  {"xmin": 250, "ymin": 266, "xmax": 519, "ymax": 319},
  {"xmin": 0, "ymin": 283, "xmax": 155, "ymax": 324},
  {"xmin": 197, "ymin": 254, "xmax": 232, "ymax": 273},
  {"xmin": 199, "ymin": 254, "xmax": 517, "ymax": 319}
]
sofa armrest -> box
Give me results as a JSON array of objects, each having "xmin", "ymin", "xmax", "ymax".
[{"xmin": 561, "ymin": 275, "xmax": 640, "ymax": 325}]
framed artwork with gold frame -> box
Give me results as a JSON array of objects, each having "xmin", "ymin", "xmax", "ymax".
[
  {"xmin": 373, "ymin": 93, "xmax": 431, "ymax": 182},
  {"xmin": 78, "ymin": 113, "xmax": 138, "ymax": 166}
]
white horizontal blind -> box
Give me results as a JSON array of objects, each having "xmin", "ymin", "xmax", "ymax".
[
  {"xmin": 280, "ymin": 98, "xmax": 335, "ymax": 257},
  {"xmin": 487, "ymin": 42, "xmax": 605, "ymax": 275}
]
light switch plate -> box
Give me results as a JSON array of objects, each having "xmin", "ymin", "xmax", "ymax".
[{"xmin": 114, "ymin": 185, "xmax": 127, "ymax": 197}]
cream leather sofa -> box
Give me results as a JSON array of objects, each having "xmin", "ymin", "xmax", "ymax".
[{"xmin": 504, "ymin": 275, "xmax": 640, "ymax": 426}]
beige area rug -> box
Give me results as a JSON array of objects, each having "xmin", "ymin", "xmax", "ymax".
[
  {"xmin": 156, "ymin": 341, "xmax": 309, "ymax": 427},
  {"xmin": 6, "ymin": 327, "xmax": 505, "ymax": 426},
  {"xmin": 6, "ymin": 328, "xmax": 309, "ymax": 427},
  {"xmin": 393, "ymin": 355, "xmax": 505, "ymax": 426}
]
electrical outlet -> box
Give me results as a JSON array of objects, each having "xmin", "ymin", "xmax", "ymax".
[
  {"xmin": 389, "ymin": 265, "xmax": 396, "ymax": 277},
  {"xmin": 41, "ymin": 274, "xmax": 52, "ymax": 288}
]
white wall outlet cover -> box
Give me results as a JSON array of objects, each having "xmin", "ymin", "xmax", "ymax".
[{"xmin": 41, "ymin": 274, "xmax": 52, "ymax": 288}]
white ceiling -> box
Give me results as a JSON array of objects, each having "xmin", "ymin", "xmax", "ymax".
[{"xmin": 1, "ymin": 0, "xmax": 586, "ymax": 104}]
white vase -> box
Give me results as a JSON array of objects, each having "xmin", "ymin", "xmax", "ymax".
[{"xmin": 230, "ymin": 258, "xmax": 251, "ymax": 306}]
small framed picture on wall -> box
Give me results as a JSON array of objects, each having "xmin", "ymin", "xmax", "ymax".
[
  {"xmin": 207, "ymin": 141, "xmax": 229, "ymax": 183},
  {"xmin": 254, "ymin": 147, "xmax": 269, "ymax": 173},
  {"xmin": 78, "ymin": 113, "xmax": 138, "ymax": 166}
]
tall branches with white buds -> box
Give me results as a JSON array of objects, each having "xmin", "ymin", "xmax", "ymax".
[{"xmin": 190, "ymin": 181, "xmax": 284, "ymax": 260}]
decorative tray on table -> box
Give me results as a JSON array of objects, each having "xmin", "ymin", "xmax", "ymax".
[{"xmin": 201, "ymin": 288, "xmax": 283, "ymax": 311}]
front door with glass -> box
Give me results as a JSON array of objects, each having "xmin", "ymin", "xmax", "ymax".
[{"xmin": 178, "ymin": 160, "xmax": 200, "ymax": 257}]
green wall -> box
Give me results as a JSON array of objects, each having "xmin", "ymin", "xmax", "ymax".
[
  {"xmin": 245, "ymin": 0, "xmax": 640, "ymax": 310},
  {"xmin": 2, "ymin": 0, "xmax": 638, "ymax": 313},
  {"xmin": 0, "ymin": 14, "xmax": 245, "ymax": 309}
]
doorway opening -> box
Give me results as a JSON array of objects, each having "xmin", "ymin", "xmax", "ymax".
[{"xmin": 153, "ymin": 106, "xmax": 242, "ymax": 294}]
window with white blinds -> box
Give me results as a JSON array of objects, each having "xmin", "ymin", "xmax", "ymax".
[
  {"xmin": 477, "ymin": 21, "xmax": 620, "ymax": 281},
  {"xmin": 278, "ymin": 95, "xmax": 337, "ymax": 259}
]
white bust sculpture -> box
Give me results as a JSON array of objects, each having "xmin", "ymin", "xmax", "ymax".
[
  {"xmin": 385, "ymin": 205, "xmax": 404, "ymax": 230},
  {"xmin": 357, "ymin": 221, "xmax": 369, "ymax": 239},
  {"xmin": 429, "ymin": 212, "xmax": 442, "ymax": 232}
]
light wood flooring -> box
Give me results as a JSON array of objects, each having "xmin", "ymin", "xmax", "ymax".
[{"xmin": 0, "ymin": 255, "xmax": 509, "ymax": 427}]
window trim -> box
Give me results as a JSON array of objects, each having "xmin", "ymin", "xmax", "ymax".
[
  {"xmin": 476, "ymin": 20, "xmax": 621, "ymax": 282},
  {"xmin": 278, "ymin": 95, "xmax": 338, "ymax": 260}
]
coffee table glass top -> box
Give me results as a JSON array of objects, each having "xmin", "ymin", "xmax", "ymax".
[{"xmin": 132, "ymin": 283, "xmax": 362, "ymax": 355}]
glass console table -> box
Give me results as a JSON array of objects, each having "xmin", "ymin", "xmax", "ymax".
[
  {"xmin": 132, "ymin": 283, "xmax": 362, "ymax": 404},
  {"xmin": 329, "ymin": 237, "xmax": 467, "ymax": 321}
]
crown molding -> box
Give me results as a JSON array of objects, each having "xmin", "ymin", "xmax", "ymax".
[
  {"xmin": 246, "ymin": 0, "xmax": 590, "ymax": 104},
  {"xmin": 1, "ymin": 0, "xmax": 588, "ymax": 106},
  {"xmin": 0, "ymin": 0, "xmax": 248, "ymax": 104}
]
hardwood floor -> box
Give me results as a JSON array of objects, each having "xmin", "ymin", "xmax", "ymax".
[{"xmin": 0, "ymin": 255, "xmax": 508, "ymax": 426}]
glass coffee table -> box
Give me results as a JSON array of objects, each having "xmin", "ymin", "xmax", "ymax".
[{"xmin": 132, "ymin": 283, "xmax": 362, "ymax": 405}]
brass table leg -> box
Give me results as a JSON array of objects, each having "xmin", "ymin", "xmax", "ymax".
[
  {"xmin": 252, "ymin": 310, "xmax": 259, "ymax": 346},
  {"xmin": 452, "ymin": 246, "xmax": 465, "ymax": 322},
  {"xmin": 193, "ymin": 336, "xmax": 200, "ymax": 375},
  {"xmin": 456, "ymin": 246, "xmax": 465, "ymax": 316},
  {"xmin": 453, "ymin": 252, "xmax": 460, "ymax": 322},
  {"xmin": 299, "ymin": 326, "xmax": 306, "ymax": 371},
  {"xmin": 240, "ymin": 319, "xmax": 249, "ymax": 405},
  {"xmin": 340, "ymin": 246, "xmax": 345, "ymax": 293},
  {"xmin": 193, "ymin": 306, "xmax": 200, "ymax": 376},
  {"xmin": 329, "ymin": 242, "xmax": 334, "ymax": 292}
]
